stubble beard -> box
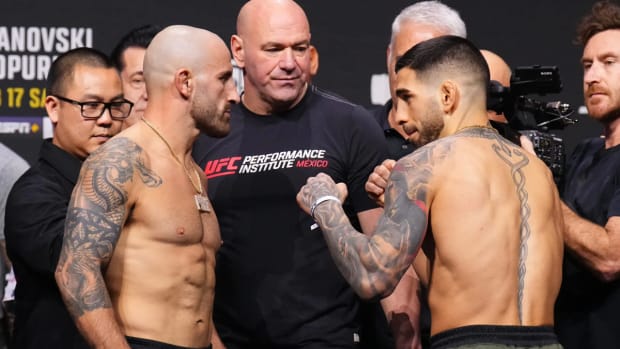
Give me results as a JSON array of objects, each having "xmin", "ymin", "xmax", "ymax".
[
  {"xmin": 192, "ymin": 103, "xmax": 230, "ymax": 138},
  {"xmin": 416, "ymin": 103, "xmax": 444, "ymax": 146}
]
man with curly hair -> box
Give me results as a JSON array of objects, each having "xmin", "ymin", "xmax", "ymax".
[{"xmin": 555, "ymin": 1, "xmax": 620, "ymax": 348}]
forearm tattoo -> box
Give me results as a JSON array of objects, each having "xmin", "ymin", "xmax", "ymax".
[
  {"xmin": 319, "ymin": 142, "xmax": 451, "ymax": 298},
  {"xmin": 56, "ymin": 137, "xmax": 162, "ymax": 318}
]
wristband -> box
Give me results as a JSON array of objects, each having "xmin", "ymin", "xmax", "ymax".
[{"xmin": 310, "ymin": 195, "xmax": 341, "ymax": 221}]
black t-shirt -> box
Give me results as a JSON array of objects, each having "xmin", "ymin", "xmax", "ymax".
[
  {"xmin": 193, "ymin": 85, "xmax": 387, "ymax": 348},
  {"xmin": 555, "ymin": 137, "xmax": 620, "ymax": 349}
]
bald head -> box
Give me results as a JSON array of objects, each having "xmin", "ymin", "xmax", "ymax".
[
  {"xmin": 231, "ymin": 0, "xmax": 312, "ymax": 114},
  {"xmin": 143, "ymin": 25, "xmax": 229, "ymax": 94},
  {"xmin": 237, "ymin": 0, "xmax": 310, "ymax": 37},
  {"xmin": 480, "ymin": 49, "xmax": 511, "ymax": 87},
  {"xmin": 480, "ymin": 49, "xmax": 512, "ymax": 122}
]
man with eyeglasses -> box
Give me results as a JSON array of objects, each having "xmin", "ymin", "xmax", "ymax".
[{"xmin": 4, "ymin": 47, "xmax": 127, "ymax": 349}]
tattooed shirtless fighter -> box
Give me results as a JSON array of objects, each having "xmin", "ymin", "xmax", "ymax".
[
  {"xmin": 55, "ymin": 25, "xmax": 239, "ymax": 349},
  {"xmin": 297, "ymin": 36, "xmax": 564, "ymax": 349}
]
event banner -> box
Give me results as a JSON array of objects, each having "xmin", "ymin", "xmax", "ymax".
[
  {"xmin": 0, "ymin": 1, "xmax": 602, "ymax": 163},
  {"xmin": 0, "ymin": 26, "xmax": 93, "ymax": 162}
]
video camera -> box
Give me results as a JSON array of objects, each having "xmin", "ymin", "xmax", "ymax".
[{"xmin": 487, "ymin": 65, "xmax": 578, "ymax": 183}]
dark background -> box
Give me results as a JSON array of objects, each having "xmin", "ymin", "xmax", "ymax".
[{"xmin": 0, "ymin": 0, "xmax": 600, "ymax": 164}]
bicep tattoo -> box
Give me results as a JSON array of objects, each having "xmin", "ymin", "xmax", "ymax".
[
  {"xmin": 367, "ymin": 145, "xmax": 445, "ymax": 286},
  {"xmin": 364, "ymin": 165, "xmax": 429, "ymax": 290},
  {"xmin": 321, "ymin": 142, "xmax": 449, "ymax": 298},
  {"xmin": 56, "ymin": 138, "xmax": 161, "ymax": 317}
]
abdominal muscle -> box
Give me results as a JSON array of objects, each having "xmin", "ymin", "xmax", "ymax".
[{"xmin": 105, "ymin": 226, "xmax": 216, "ymax": 347}]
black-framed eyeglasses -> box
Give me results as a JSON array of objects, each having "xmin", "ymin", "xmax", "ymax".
[{"xmin": 53, "ymin": 95, "xmax": 134, "ymax": 120}]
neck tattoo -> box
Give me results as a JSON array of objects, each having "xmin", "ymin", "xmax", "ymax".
[
  {"xmin": 456, "ymin": 124, "xmax": 498, "ymax": 134},
  {"xmin": 141, "ymin": 117, "xmax": 211, "ymax": 212}
]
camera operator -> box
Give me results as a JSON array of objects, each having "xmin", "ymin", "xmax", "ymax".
[{"xmin": 552, "ymin": 1, "xmax": 620, "ymax": 348}]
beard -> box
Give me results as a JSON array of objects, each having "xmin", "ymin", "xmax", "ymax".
[
  {"xmin": 192, "ymin": 100, "xmax": 231, "ymax": 138},
  {"xmin": 584, "ymin": 87, "xmax": 620, "ymax": 123},
  {"xmin": 590, "ymin": 104, "xmax": 620, "ymax": 124},
  {"xmin": 414, "ymin": 101, "xmax": 444, "ymax": 147}
]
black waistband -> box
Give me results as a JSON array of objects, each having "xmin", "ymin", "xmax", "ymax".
[
  {"xmin": 126, "ymin": 336, "xmax": 212, "ymax": 349},
  {"xmin": 430, "ymin": 325, "xmax": 559, "ymax": 349}
]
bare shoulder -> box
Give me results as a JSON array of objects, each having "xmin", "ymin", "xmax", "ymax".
[
  {"xmin": 395, "ymin": 135, "xmax": 458, "ymax": 182},
  {"xmin": 390, "ymin": 137, "xmax": 457, "ymax": 203},
  {"xmin": 87, "ymin": 136, "xmax": 146, "ymax": 167},
  {"xmin": 398, "ymin": 136, "xmax": 456, "ymax": 171},
  {"xmin": 78, "ymin": 136, "xmax": 162, "ymax": 211},
  {"xmin": 450, "ymin": 127, "xmax": 550, "ymax": 172}
]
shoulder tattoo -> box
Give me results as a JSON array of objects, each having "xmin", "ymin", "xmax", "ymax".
[{"xmin": 57, "ymin": 137, "xmax": 161, "ymax": 316}]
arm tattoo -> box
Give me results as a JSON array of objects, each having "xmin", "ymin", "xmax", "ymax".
[
  {"xmin": 59, "ymin": 208, "xmax": 120, "ymax": 316},
  {"xmin": 319, "ymin": 141, "xmax": 451, "ymax": 298},
  {"xmin": 461, "ymin": 128, "xmax": 531, "ymax": 323},
  {"xmin": 56, "ymin": 138, "xmax": 161, "ymax": 318}
]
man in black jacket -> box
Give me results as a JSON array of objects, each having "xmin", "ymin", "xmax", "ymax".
[{"xmin": 4, "ymin": 47, "xmax": 128, "ymax": 348}]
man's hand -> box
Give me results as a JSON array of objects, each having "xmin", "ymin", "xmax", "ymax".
[
  {"xmin": 365, "ymin": 159, "xmax": 396, "ymax": 207},
  {"xmin": 297, "ymin": 172, "xmax": 348, "ymax": 217},
  {"xmin": 519, "ymin": 135, "xmax": 536, "ymax": 155}
]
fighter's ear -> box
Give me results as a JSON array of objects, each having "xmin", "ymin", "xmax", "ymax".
[
  {"xmin": 175, "ymin": 69, "xmax": 192, "ymax": 99},
  {"xmin": 439, "ymin": 80, "xmax": 459, "ymax": 114},
  {"xmin": 231, "ymin": 35, "xmax": 245, "ymax": 69}
]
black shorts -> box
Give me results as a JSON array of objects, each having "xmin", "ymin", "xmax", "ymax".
[
  {"xmin": 430, "ymin": 325, "xmax": 562, "ymax": 349},
  {"xmin": 126, "ymin": 336, "xmax": 212, "ymax": 349}
]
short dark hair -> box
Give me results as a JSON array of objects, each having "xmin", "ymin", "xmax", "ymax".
[
  {"xmin": 395, "ymin": 35, "xmax": 489, "ymax": 88},
  {"xmin": 111, "ymin": 24, "xmax": 162, "ymax": 71},
  {"xmin": 576, "ymin": 0, "xmax": 620, "ymax": 46},
  {"xmin": 47, "ymin": 47, "xmax": 114, "ymax": 96}
]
